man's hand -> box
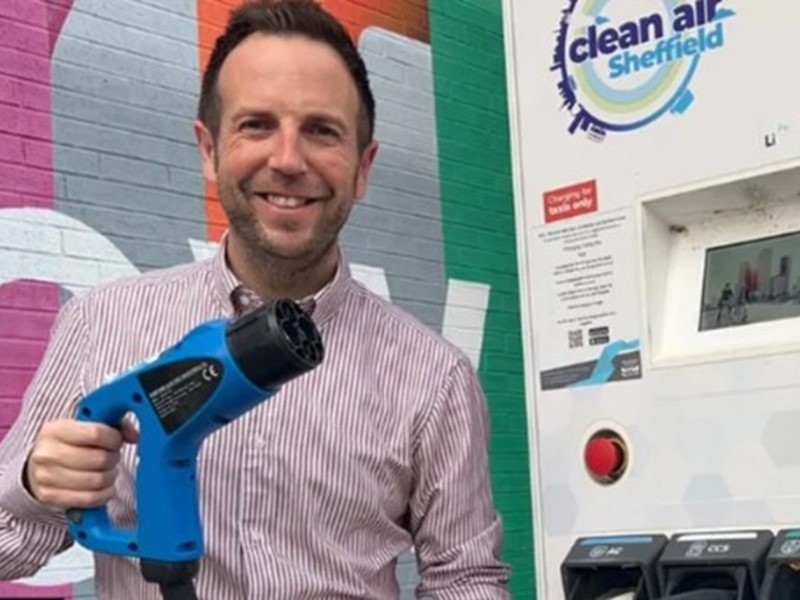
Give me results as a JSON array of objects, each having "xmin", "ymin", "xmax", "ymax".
[{"xmin": 25, "ymin": 419, "xmax": 139, "ymax": 510}]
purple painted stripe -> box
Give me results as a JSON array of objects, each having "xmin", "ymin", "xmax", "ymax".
[
  {"xmin": 0, "ymin": 339, "xmax": 49, "ymax": 369},
  {"xmin": 0, "ymin": 133, "xmax": 25, "ymax": 163},
  {"xmin": 0, "ymin": 280, "xmax": 61, "ymax": 310},
  {"xmin": 0, "ymin": 190, "xmax": 52, "ymax": 207},
  {"xmin": 0, "ymin": 582, "xmax": 73, "ymax": 599},
  {"xmin": 0, "ymin": 104, "xmax": 52, "ymax": 141},
  {"xmin": 0, "ymin": 47, "xmax": 50, "ymax": 84},
  {"xmin": 0, "ymin": 16, "xmax": 50, "ymax": 57},
  {"xmin": 19, "ymin": 80, "xmax": 52, "ymax": 112},
  {"xmin": 0, "ymin": 281, "xmax": 58, "ymax": 438},
  {"xmin": 0, "ymin": 368, "xmax": 35, "ymax": 400},
  {"xmin": 0, "ymin": 0, "xmax": 47, "ymax": 28},
  {"xmin": 0, "ymin": 307, "xmax": 59, "ymax": 340},
  {"xmin": 0, "ymin": 400, "xmax": 23, "ymax": 432},
  {"xmin": 0, "ymin": 3, "xmax": 76, "ymax": 596},
  {"xmin": 0, "ymin": 161, "xmax": 53, "ymax": 198},
  {"xmin": 0, "ymin": 73, "xmax": 22, "ymax": 106},
  {"xmin": 22, "ymin": 138, "xmax": 55, "ymax": 169},
  {"xmin": 0, "ymin": 0, "xmax": 65, "ymax": 213}
]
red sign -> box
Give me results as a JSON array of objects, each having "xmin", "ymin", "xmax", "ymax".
[{"xmin": 543, "ymin": 180, "xmax": 598, "ymax": 223}]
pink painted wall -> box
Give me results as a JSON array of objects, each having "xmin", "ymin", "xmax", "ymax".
[
  {"xmin": 0, "ymin": 1, "xmax": 74, "ymax": 598},
  {"xmin": 0, "ymin": 0, "xmax": 73, "ymax": 429}
]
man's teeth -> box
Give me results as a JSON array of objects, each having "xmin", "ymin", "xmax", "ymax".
[{"xmin": 265, "ymin": 194, "xmax": 309, "ymax": 208}]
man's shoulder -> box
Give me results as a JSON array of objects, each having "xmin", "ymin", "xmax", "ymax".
[
  {"xmin": 75, "ymin": 259, "xmax": 214, "ymax": 309},
  {"xmin": 346, "ymin": 281, "xmax": 470, "ymax": 367}
]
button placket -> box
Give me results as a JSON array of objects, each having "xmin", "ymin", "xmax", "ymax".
[{"xmin": 240, "ymin": 402, "xmax": 274, "ymax": 551}]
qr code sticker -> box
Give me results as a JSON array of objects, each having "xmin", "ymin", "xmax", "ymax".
[{"xmin": 568, "ymin": 329, "xmax": 583, "ymax": 349}]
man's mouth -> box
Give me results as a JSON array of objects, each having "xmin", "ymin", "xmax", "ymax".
[{"xmin": 255, "ymin": 193, "xmax": 317, "ymax": 208}]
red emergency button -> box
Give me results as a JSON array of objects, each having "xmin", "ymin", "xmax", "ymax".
[{"xmin": 584, "ymin": 430, "xmax": 628, "ymax": 484}]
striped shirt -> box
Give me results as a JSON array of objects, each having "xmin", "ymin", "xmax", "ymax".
[{"xmin": 0, "ymin": 241, "xmax": 510, "ymax": 599}]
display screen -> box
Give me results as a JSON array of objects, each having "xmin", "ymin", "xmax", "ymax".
[{"xmin": 699, "ymin": 231, "xmax": 800, "ymax": 331}]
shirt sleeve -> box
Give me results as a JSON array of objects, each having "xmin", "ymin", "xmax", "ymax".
[
  {"xmin": 0, "ymin": 296, "xmax": 90, "ymax": 579},
  {"xmin": 410, "ymin": 357, "xmax": 512, "ymax": 599}
]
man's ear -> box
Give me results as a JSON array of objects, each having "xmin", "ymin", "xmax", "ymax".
[
  {"xmin": 194, "ymin": 120, "xmax": 217, "ymax": 184},
  {"xmin": 355, "ymin": 140, "xmax": 379, "ymax": 201}
]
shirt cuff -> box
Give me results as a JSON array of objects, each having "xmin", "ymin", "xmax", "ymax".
[
  {"xmin": 0, "ymin": 450, "xmax": 67, "ymax": 528},
  {"xmin": 428, "ymin": 584, "xmax": 511, "ymax": 600}
]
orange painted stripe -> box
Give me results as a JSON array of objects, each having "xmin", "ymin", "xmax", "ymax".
[
  {"xmin": 320, "ymin": 0, "xmax": 428, "ymax": 44},
  {"xmin": 197, "ymin": 0, "xmax": 235, "ymax": 242},
  {"xmin": 196, "ymin": 0, "xmax": 429, "ymax": 241}
]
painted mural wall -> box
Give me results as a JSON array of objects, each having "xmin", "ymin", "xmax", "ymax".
[{"xmin": 0, "ymin": 0, "xmax": 534, "ymax": 598}]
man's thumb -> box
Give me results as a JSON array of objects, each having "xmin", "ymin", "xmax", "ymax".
[{"xmin": 120, "ymin": 417, "xmax": 140, "ymax": 444}]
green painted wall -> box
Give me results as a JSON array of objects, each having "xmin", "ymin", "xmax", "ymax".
[{"xmin": 429, "ymin": 1, "xmax": 536, "ymax": 597}]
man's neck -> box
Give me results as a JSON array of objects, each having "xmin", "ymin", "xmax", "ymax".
[{"xmin": 226, "ymin": 237, "xmax": 339, "ymax": 301}]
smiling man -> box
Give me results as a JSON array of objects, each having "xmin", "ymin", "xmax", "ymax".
[
  {"xmin": 0, "ymin": 1, "xmax": 510, "ymax": 598},
  {"xmin": 195, "ymin": 17, "xmax": 379, "ymax": 302}
]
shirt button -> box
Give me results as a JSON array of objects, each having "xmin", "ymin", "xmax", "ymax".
[
  {"xmin": 249, "ymin": 530, "xmax": 263, "ymax": 543},
  {"xmin": 254, "ymin": 437, "xmax": 268, "ymax": 450}
]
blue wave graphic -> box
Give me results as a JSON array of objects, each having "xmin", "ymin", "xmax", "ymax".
[{"xmin": 571, "ymin": 338, "xmax": 640, "ymax": 387}]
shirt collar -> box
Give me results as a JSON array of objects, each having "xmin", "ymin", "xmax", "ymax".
[{"xmin": 211, "ymin": 233, "xmax": 351, "ymax": 324}]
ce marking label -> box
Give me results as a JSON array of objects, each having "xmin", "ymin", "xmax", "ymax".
[{"xmin": 201, "ymin": 362, "xmax": 220, "ymax": 382}]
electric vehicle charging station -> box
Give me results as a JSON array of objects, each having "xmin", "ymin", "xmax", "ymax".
[{"xmin": 503, "ymin": 0, "xmax": 800, "ymax": 596}]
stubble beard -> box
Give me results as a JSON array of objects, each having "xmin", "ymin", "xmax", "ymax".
[{"xmin": 218, "ymin": 176, "xmax": 354, "ymax": 292}]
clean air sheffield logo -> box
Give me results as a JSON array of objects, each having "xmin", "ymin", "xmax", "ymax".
[{"xmin": 553, "ymin": 0, "xmax": 736, "ymax": 140}]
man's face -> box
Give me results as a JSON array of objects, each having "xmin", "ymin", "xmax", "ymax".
[{"xmin": 195, "ymin": 34, "xmax": 378, "ymax": 268}]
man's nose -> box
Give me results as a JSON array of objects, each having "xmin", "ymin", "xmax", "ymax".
[{"xmin": 268, "ymin": 128, "xmax": 307, "ymax": 176}]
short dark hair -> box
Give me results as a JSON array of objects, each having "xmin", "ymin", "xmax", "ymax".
[{"xmin": 197, "ymin": 0, "xmax": 375, "ymax": 152}]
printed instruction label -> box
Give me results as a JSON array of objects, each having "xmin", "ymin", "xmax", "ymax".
[{"xmin": 532, "ymin": 208, "xmax": 642, "ymax": 390}]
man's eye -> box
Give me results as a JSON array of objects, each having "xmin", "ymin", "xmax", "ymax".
[
  {"xmin": 240, "ymin": 119, "xmax": 269, "ymax": 131},
  {"xmin": 308, "ymin": 123, "xmax": 339, "ymax": 138}
]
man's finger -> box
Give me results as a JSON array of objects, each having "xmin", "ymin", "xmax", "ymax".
[
  {"xmin": 35, "ymin": 486, "xmax": 115, "ymax": 510},
  {"xmin": 36, "ymin": 466, "xmax": 117, "ymax": 492},
  {"xmin": 46, "ymin": 420, "xmax": 123, "ymax": 450}
]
